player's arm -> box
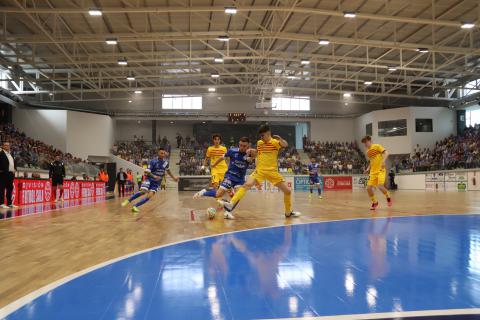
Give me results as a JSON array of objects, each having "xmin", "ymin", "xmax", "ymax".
[
  {"xmin": 364, "ymin": 164, "xmax": 371, "ymax": 174},
  {"xmin": 166, "ymin": 169, "xmax": 179, "ymax": 182},
  {"xmin": 202, "ymin": 148, "xmax": 210, "ymax": 169},
  {"xmin": 62, "ymin": 163, "xmax": 66, "ymax": 178},
  {"xmin": 211, "ymin": 156, "xmax": 227, "ymax": 169},
  {"xmin": 381, "ymin": 150, "xmax": 389, "ymax": 168},
  {"xmin": 246, "ymin": 148, "xmax": 257, "ymax": 162},
  {"xmin": 272, "ymin": 135, "xmax": 288, "ymax": 148}
]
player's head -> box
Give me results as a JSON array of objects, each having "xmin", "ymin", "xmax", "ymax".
[
  {"xmin": 258, "ymin": 124, "xmax": 271, "ymax": 142},
  {"xmin": 238, "ymin": 137, "xmax": 250, "ymax": 152},
  {"xmin": 361, "ymin": 135, "xmax": 372, "ymax": 148},
  {"xmin": 212, "ymin": 134, "xmax": 221, "ymax": 146},
  {"xmin": 310, "ymin": 157, "xmax": 316, "ymax": 163},
  {"xmin": 55, "ymin": 154, "xmax": 61, "ymax": 161},
  {"xmin": 158, "ymin": 147, "xmax": 166, "ymax": 158}
]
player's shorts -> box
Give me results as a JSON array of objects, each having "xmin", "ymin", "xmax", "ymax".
[
  {"xmin": 220, "ymin": 174, "xmax": 245, "ymax": 190},
  {"xmin": 51, "ymin": 176, "xmax": 64, "ymax": 186},
  {"xmin": 211, "ymin": 169, "xmax": 227, "ymax": 185},
  {"xmin": 251, "ymin": 169, "xmax": 285, "ymax": 185},
  {"xmin": 140, "ymin": 179, "xmax": 160, "ymax": 193},
  {"xmin": 368, "ymin": 169, "xmax": 386, "ymax": 187},
  {"xmin": 309, "ymin": 176, "xmax": 320, "ymax": 184}
]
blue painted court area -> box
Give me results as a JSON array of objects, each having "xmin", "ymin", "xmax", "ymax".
[{"xmin": 4, "ymin": 214, "xmax": 480, "ymax": 320}]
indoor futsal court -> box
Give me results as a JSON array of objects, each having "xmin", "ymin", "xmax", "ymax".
[{"xmin": 0, "ymin": 1, "xmax": 480, "ymax": 320}]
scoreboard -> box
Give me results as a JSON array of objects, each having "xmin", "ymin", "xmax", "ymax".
[{"xmin": 228, "ymin": 113, "xmax": 246, "ymax": 123}]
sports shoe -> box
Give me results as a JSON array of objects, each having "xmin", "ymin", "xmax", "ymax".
[
  {"xmin": 387, "ymin": 197, "xmax": 393, "ymax": 207},
  {"xmin": 121, "ymin": 199, "xmax": 130, "ymax": 207},
  {"xmin": 193, "ymin": 189, "xmax": 207, "ymax": 199},
  {"xmin": 224, "ymin": 212, "xmax": 235, "ymax": 220},
  {"xmin": 370, "ymin": 202, "xmax": 379, "ymax": 210},
  {"xmin": 217, "ymin": 199, "xmax": 234, "ymax": 212},
  {"xmin": 318, "ymin": 195, "xmax": 323, "ymax": 199},
  {"xmin": 1, "ymin": 204, "xmax": 9, "ymax": 209},
  {"xmin": 285, "ymin": 211, "xmax": 301, "ymax": 218},
  {"xmin": 8, "ymin": 204, "xmax": 18, "ymax": 209},
  {"xmin": 131, "ymin": 206, "xmax": 140, "ymax": 214}
]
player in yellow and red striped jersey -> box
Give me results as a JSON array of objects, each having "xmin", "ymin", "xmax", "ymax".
[
  {"xmin": 361, "ymin": 135, "xmax": 393, "ymax": 210},
  {"xmin": 202, "ymin": 134, "xmax": 228, "ymax": 189}
]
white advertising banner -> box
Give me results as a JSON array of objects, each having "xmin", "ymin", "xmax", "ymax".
[
  {"xmin": 352, "ymin": 175, "xmax": 368, "ymax": 189},
  {"xmin": 425, "ymin": 172, "xmax": 445, "ymax": 191}
]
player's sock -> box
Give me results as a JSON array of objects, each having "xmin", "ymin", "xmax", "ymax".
[
  {"xmin": 128, "ymin": 192, "xmax": 143, "ymax": 202},
  {"xmin": 369, "ymin": 194, "xmax": 377, "ymax": 203},
  {"xmin": 59, "ymin": 189, "xmax": 64, "ymax": 199},
  {"xmin": 317, "ymin": 187, "xmax": 321, "ymax": 195},
  {"xmin": 284, "ymin": 193, "xmax": 292, "ymax": 214},
  {"xmin": 203, "ymin": 189, "xmax": 217, "ymax": 198},
  {"xmin": 309, "ymin": 188, "xmax": 313, "ymax": 194},
  {"xmin": 231, "ymin": 187, "xmax": 246, "ymax": 205},
  {"xmin": 135, "ymin": 197, "xmax": 150, "ymax": 207},
  {"xmin": 380, "ymin": 189, "xmax": 391, "ymax": 199}
]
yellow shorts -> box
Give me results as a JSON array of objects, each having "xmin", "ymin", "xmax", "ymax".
[
  {"xmin": 211, "ymin": 170, "xmax": 226, "ymax": 185},
  {"xmin": 368, "ymin": 170, "xmax": 386, "ymax": 187},
  {"xmin": 251, "ymin": 169, "xmax": 285, "ymax": 185}
]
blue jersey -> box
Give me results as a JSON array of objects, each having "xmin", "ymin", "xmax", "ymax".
[
  {"xmin": 225, "ymin": 148, "xmax": 249, "ymax": 179},
  {"xmin": 147, "ymin": 158, "xmax": 169, "ymax": 182},
  {"xmin": 308, "ymin": 163, "xmax": 320, "ymax": 177}
]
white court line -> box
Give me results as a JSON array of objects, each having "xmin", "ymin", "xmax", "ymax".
[
  {"xmin": 258, "ymin": 308, "xmax": 480, "ymax": 320},
  {"xmin": 0, "ymin": 212, "xmax": 478, "ymax": 319}
]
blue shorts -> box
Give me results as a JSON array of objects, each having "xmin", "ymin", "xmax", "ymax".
[
  {"xmin": 140, "ymin": 179, "xmax": 160, "ymax": 193},
  {"xmin": 309, "ymin": 176, "xmax": 320, "ymax": 184},
  {"xmin": 220, "ymin": 175, "xmax": 245, "ymax": 190}
]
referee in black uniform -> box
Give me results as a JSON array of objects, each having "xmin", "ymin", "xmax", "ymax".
[{"xmin": 49, "ymin": 155, "xmax": 66, "ymax": 202}]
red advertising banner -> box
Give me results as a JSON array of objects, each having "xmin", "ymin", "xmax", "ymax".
[
  {"xmin": 323, "ymin": 176, "xmax": 353, "ymax": 190},
  {"xmin": 12, "ymin": 179, "xmax": 106, "ymax": 206}
]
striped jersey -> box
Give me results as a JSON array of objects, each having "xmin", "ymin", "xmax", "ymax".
[
  {"xmin": 206, "ymin": 145, "xmax": 228, "ymax": 172},
  {"xmin": 367, "ymin": 143, "xmax": 386, "ymax": 174},
  {"xmin": 256, "ymin": 138, "xmax": 281, "ymax": 171}
]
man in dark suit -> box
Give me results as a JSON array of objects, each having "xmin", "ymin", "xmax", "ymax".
[
  {"xmin": 116, "ymin": 167, "xmax": 127, "ymax": 197},
  {"xmin": 0, "ymin": 141, "xmax": 17, "ymax": 209}
]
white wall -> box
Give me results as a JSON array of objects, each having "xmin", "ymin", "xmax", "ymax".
[
  {"xmin": 66, "ymin": 111, "xmax": 114, "ymax": 159},
  {"xmin": 156, "ymin": 121, "xmax": 194, "ymax": 144},
  {"xmin": 12, "ymin": 108, "xmax": 67, "ymax": 151},
  {"xmin": 354, "ymin": 107, "xmax": 455, "ymax": 155},
  {"xmin": 115, "ymin": 119, "xmax": 152, "ymax": 142},
  {"xmin": 309, "ymin": 118, "xmax": 355, "ymax": 142}
]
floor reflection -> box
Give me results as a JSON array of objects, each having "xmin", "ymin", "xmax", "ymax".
[{"xmin": 4, "ymin": 215, "xmax": 480, "ymax": 320}]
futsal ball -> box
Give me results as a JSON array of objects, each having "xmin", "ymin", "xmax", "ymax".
[{"xmin": 207, "ymin": 207, "xmax": 217, "ymax": 220}]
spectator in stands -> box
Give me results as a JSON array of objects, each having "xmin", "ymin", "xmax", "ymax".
[
  {"xmin": 71, "ymin": 175, "xmax": 77, "ymax": 181},
  {"xmin": 0, "ymin": 141, "xmax": 17, "ymax": 209},
  {"xmin": 176, "ymin": 133, "xmax": 183, "ymax": 148},
  {"xmin": 116, "ymin": 168, "xmax": 127, "ymax": 197},
  {"xmin": 126, "ymin": 169, "xmax": 134, "ymax": 193},
  {"xmin": 49, "ymin": 155, "xmax": 66, "ymax": 202},
  {"xmin": 22, "ymin": 171, "xmax": 29, "ymax": 178},
  {"xmin": 135, "ymin": 171, "xmax": 143, "ymax": 191},
  {"xmin": 98, "ymin": 168, "xmax": 109, "ymax": 183}
]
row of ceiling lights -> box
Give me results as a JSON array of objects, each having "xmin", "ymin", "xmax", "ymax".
[{"xmin": 88, "ymin": 7, "xmax": 476, "ymax": 29}]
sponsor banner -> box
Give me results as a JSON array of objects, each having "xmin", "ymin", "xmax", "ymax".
[
  {"xmin": 178, "ymin": 176, "xmax": 212, "ymax": 191},
  {"xmin": 17, "ymin": 179, "xmax": 53, "ymax": 205},
  {"xmin": 352, "ymin": 175, "xmax": 368, "ymax": 189},
  {"xmin": 323, "ymin": 176, "xmax": 352, "ymax": 191},
  {"xmin": 13, "ymin": 179, "xmax": 106, "ymax": 205},
  {"xmin": 425, "ymin": 172, "xmax": 445, "ymax": 182},
  {"xmin": 425, "ymin": 181, "xmax": 445, "ymax": 192},
  {"xmin": 294, "ymin": 175, "xmax": 324, "ymax": 191},
  {"xmin": 468, "ymin": 171, "xmax": 480, "ymax": 191},
  {"xmin": 63, "ymin": 180, "xmax": 82, "ymax": 200}
]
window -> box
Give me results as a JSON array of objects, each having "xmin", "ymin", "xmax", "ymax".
[
  {"xmin": 162, "ymin": 95, "xmax": 202, "ymax": 110},
  {"xmin": 415, "ymin": 119, "xmax": 433, "ymax": 132},
  {"xmin": 460, "ymin": 79, "xmax": 480, "ymax": 97},
  {"xmin": 272, "ymin": 96, "xmax": 310, "ymax": 111},
  {"xmin": 366, "ymin": 123, "xmax": 372, "ymax": 136},
  {"xmin": 378, "ymin": 119, "xmax": 407, "ymax": 137},
  {"xmin": 0, "ymin": 68, "xmax": 9, "ymax": 90},
  {"xmin": 466, "ymin": 108, "xmax": 480, "ymax": 127}
]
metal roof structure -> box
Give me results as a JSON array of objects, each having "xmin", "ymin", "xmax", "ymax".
[{"xmin": 0, "ymin": 0, "xmax": 479, "ymax": 113}]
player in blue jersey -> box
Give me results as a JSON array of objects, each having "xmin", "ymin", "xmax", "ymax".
[
  {"xmin": 193, "ymin": 137, "xmax": 255, "ymax": 219},
  {"xmin": 121, "ymin": 148, "xmax": 179, "ymax": 213},
  {"xmin": 308, "ymin": 157, "xmax": 322, "ymax": 198}
]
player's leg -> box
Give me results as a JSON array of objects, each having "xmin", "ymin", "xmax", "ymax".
[
  {"xmin": 132, "ymin": 190, "xmax": 155, "ymax": 213},
  {"xmin": 376, "ymin": 170, "xmax": 392, "ymax": 206},
  {"xmin": 316, "ymin": 182, "xmax": 322, "ymax": 198},
  {"xmin": 218, "ymin": 174, "xmax": 257, "ymax": 211},
  {"xmin": 122, "ymin": 185, "xmax": 147, "ymax": 207},
  {"xmin": 51, "ymin": 180, "xmax": 58, "ymax": 202},
  {"xmin": 58, "ymin": 182, "xmax": 64, "ymax": 201},
  {"xmin": 367, "ymin": 174, "xmax": 379, "ymax": 210},
  {"xmin": 309, "ymin": 178, "xmax": 314, "ymax": 197},
  {"xmin": 275, "ymin": 180, "xmax": 301, "ymax": 218}
]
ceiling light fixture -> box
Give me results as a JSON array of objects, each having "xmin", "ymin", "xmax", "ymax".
[
  {"xmin": 318, "ymin": 39, "xmax": 330, "ymax": 45},
  {"xmin": 134, "ymin": 90, "xmax": 142, "ymax": 94},
  {"xmin": 364, "ymin": 81, "xmax": 373, "ymax": 85},
  {"xmin": 208, "ymin": 87, "xmax": 216, "ymax": 92},
  {"xmin": 214, "ymin": 58, "xmax": 224, "ymax": 63},
  {"xmin": 343, "ymin": 92, "xmax": 351, "ymax": 98},
  {"xmin": 126, "ymin": 76, "xmax": 135, "ymax": 81},
  {"xmin": 105, "ymin": 38, "xmax": 118, "ymax": 45},
  {"xmin": 217, "ymin": 35, "xmax": 230, "ymax": 42},
  {"xmin": 416, "ymin": 48, "xmax": 429, "ymax": 53},
  {"xmin": 128, "ymin": 100, "xmax": 132, "ymax": 103},
  {"xmin": 461, "ymin": 22, "xmax": 475, "ymax": 29},
  {"xmin": 301, "ymin": 59, "xmax": 310, "ymax": 65},
  {"xmin": 224, "ymin": 6, "xmax": 237, "ymax": 14},
  {"xmin": 388, "ymin": 66, "xmax": 397, "ymax": 71},
  {"xmin": 117, "ymin": 58, "xmax": 128, "ymax": 66},
  {"xmin": 275, "ymin": 88, "xmax": 283, "ymax": 93},
  {"xmin": 88, "ymin": 9, "xmax": 102, "ymax": 16},
  {"xmin": 211, "ymin": 73, "xmax": 220, "ymax": 78},
  {"xmin": 343, "ymin": 12, "xmax": 356, "ymax": 18}
]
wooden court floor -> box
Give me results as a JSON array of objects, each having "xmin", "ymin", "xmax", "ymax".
[{"xmin": 0, "ymin": 190, "xmax": 479, "ymax": 309}]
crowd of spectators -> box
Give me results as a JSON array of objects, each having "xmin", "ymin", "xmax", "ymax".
[
  {"xmin": 0, "ymin": 124, "xmax": 86, "ymax": 171},
  {"xmin": 303, "ymin": 139, "xmax": 367, "ymax": 174},
  {"xmin": 113, "ymin": 136, "xmax": 172, "ymax": 166},
  {"xmin": 402, "ymin": 125, "xmax": 480, "ymax": 172}
]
